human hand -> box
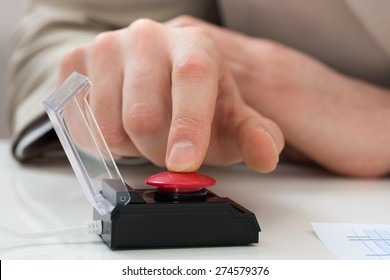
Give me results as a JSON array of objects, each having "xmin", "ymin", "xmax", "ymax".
[
  {"xmin": 59, "ymin": 19, "xmax": 284, "ymax": 173},
  {"xmin": 168, "ymin": 16, "xmax": 390, "ymax": 177}
]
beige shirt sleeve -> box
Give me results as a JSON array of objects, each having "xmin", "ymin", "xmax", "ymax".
[{"xmin": 7, "ymin": 2, "xmax": 99, "ymax": 139}]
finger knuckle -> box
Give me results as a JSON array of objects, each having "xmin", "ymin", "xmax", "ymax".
[
  {"xmin": 59, "ymin": 46, "xmax": 86, "ymax": 77},
  {"xmin": 171, "ymin": 15, "xmax": 198, "ymax": 27},
  {"xmin": 171, "ymin": 115, "xmax": 209, "ymax": 134},
  {"xmin": 185, "ymin": 25, "xmax": 208, "ymax": 38},
  {"xmin": 124, "ymin": 19, "xmax": 163, "ymax": 55},
  {"xmin": 90, "ymin": 31, "xmax": 118, "ymax": 56},
  {"xmin": 127, "ymin": 18, "xmax": 161, "ymax": 40},
  {"xmin": 100, "ymin": 126, "xmax": 129, "ymax": 148},
  {"xmin": 123, "ymin": 104, "xmax": 162, "ymax": 137},
  {"xmin": 174, "ymin": 54, "xmax": 214, "ymax": 79}
]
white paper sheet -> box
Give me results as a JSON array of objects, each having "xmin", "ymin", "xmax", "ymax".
[{"xmin": 312, "ymin": 223, "xmax": 390, "ymax": 260}]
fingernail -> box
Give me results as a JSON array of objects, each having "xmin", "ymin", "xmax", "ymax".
[
  {"xmin": 167, "ymin": 140, "xmax": 196, "ymax": 171},
  {"xmin": 264, "ymin": 131, "xmax": 280, "ymax": 163}
]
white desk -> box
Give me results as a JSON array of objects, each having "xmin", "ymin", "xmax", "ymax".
[{"xmin": 0, "ymin": 140, "xmax": 389, "ymax": 259}]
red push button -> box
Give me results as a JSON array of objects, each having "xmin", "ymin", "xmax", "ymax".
[{"xmin": 145, "ymin": 171, "xmax": 216, "ymax": 193}]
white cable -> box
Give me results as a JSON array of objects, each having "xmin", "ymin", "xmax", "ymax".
[{"xmin": 0, "ymin": 220, "xmax": 104, "ymax": 239}]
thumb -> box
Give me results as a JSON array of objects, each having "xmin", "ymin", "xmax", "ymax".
[{"xmin": 237, "ymin": 109, "xmax": 285, "ymax": 173}]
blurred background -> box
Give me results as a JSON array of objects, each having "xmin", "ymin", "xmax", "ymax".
[{"xmin": 0, "ymin": 0, "xmax": 27, "ymax": 139}]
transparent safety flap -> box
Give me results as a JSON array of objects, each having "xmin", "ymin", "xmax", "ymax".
[{"xmin": 43, "ymin": 72, "xmax": 130, "ymax": 215}]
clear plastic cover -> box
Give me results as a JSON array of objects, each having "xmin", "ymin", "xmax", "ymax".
[{"xmin": 43, "ymin": 72, "xmax": 130, "ymax": 215}]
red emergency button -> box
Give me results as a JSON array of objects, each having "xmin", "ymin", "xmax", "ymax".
[{"xmin": 145, "ymin": 171, "xmax": 216, "ymax": 193}]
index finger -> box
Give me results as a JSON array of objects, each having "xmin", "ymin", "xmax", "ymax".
[{"xmin": 166, "ymin": 28, "xmax": 221, "ymax": 172}]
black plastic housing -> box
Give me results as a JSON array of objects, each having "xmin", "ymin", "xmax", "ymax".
[{"xmin": 94, "ymin": 180, "xmax": 260, "ymax": 250}]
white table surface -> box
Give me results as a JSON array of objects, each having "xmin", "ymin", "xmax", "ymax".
[{"xmin": 0, "ymin": 140, "xmax": 389, "ymax": 260}]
